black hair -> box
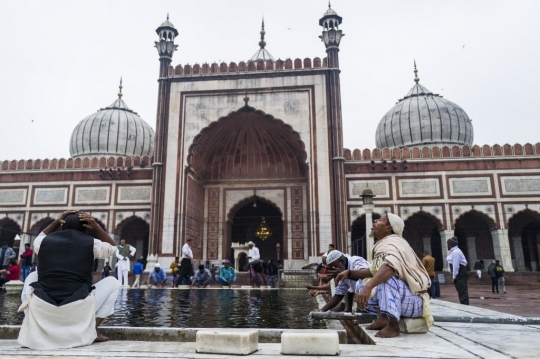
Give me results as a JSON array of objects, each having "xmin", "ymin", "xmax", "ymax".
[
  {"xmin": 316, "ymin": 263, "xmax": 324, "ymax": 273},
  {"xmin": 329, "ymin": 244, "xmax": 335, "ymax": 248},
  {"xmin": 63, "ymin": 212, "xmax": 86, "ymax": 232},
  {"xmin": 198, "ymin": 264, "xmax": 205, "ymax": 270},
  {"xmin": 24, "ymin": 243, "xmax": 30, "ymax": 247},
  {"xmin": 9, "ymin": 259, "xmax": 17, "ymax": 266},
  {"xmin": 1, "ymin": 242, "xmax": 7, "ymax": 246}
]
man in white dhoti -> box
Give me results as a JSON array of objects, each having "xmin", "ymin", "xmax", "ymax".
[
  {"xmin": 116, "ymin": 239, "xmax": 136, "ymax": 286},
  {"xmin": 18, "ymin": 211, "xmax": 119, "ymax": 349}
]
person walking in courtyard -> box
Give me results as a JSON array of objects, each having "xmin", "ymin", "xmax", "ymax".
[
  {"xmin": 0, "ymin": 242, "xmax": 16, "ymax": 270},
  {"xmin": 447, "ymin": 237, "xmax": 469, "ymax": 305},
  {"xmin": 336, "ymin": 212, "xmax": 433, "ymax": 338},
  {"xmin": 190, "ymin": 264, "xmax": 213, "ymax": 288},
  {"xmin": 422, "ymin": 251, "xmax": 436, "ymax": 299},
  {"xmin": 474, "ymin": 259, "xmax": 484, "ymax": 279},
  {"xmin": 18, "ymin": 211, "xmax": 118, "ymax": 348},
  {"xmin": 0, "ymin": 259, "xmax": 20, "ymax": 287},
  {"xmin": 267, "ymin": 259, "xmax": 278, "ymax": 288},
  {"xmin": 132, "ymin": 259, "xmax": 143, "ymax": 288},
  {"xmin": 177, "ymin": 238, "xmax": 194, "ymax": 286},
  {"xmin": 20, "ymin": 243, "xmax": 34, "ymax": 282},
  {"xmin": 115, "ymin": 239, "xmax": 136, "ymax": 286},
  {"xmin": 495, "ymin": 260, "xmax": 506, "ymax": 294},
  {"xmin": 101, "ymin": 262, "xmax": 112, "ymax": 279},
  {"xmin": 488, "ymin": 260, "xmax": 499, "ymax": 293},
  {"xmin": 215, "ymin": 259, "xmax": 236, "ymax": 287}
]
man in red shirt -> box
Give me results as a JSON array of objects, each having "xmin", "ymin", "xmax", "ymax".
[{"xmin": 0, "ymin": 260, "xmax": 20, "ymax": 286}]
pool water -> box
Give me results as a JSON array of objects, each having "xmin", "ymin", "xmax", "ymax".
[{"xmin": 0, "ymin": 289, "xmax": 325, "ymax": 329}]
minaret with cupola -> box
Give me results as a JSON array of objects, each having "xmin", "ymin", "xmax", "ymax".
[{"xmin": 319, "ymin": 3, "xmax": 348, "ymax": 251}]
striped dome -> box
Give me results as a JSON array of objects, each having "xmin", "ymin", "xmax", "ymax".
[
  {"xmin": 69, "ymin": 97, "xmax": 154, "ymax": 158},
  {"xmin": 375, "ymin": 83, "xmax": 474, "ymax": 148}
]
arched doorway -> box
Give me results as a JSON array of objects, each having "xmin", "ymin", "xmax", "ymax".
[
  {"xmin": 403, "ymin": 212, "xmax": 443, "ymax": 271},
  {"xmin": 116, "ymin": 216, "xmax": 150, "ymax": 264},
  {"xmin": 228, "ymin": 198, "xmax": 283, "ymax": 263},
  {"xmin": 454, "ymin": 210, "xmax": 496, "ymax": 269},
  {"xmin": 508, "ymin": 210, "xmax": 540, "ymax": 271},
  {"xmin": 350, "ymin": 213, "xmax": 381, "ymax": 258},
  {"xmin": 0, "ymin": 217, "xmax": 22, "ymax": 250}
]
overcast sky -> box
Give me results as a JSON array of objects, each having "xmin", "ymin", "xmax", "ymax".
[{"xmin": 1, "ymin": 0, "xmax": 539, "ymax": 160}]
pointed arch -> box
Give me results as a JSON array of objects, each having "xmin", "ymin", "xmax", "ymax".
[
  {"xmin": 454, "ymin": 209, "xmax": 496, "ymax": 264},
  {"xmin": 403, "ymin": 211, "xmax": 443, "ymax": 270},
  {"xmin": 115, "ymin": 215, "xmax": 150, "ymax": 262},
  {"xmin": 508, "ymin": 209, "xmax": 540, "ymax": 271}
]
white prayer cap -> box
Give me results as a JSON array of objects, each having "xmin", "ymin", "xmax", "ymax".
[
  {"xmin": 154, "ymin": 263, "xmax": 161, "ymax": 268},
  {"xmin": 386, "ymin": 213, "xmax": 405, "ymax": 236},
  {"xmin": 247, "ymin": 241, "xmax": 254, "ymax": 246},
  {"xmin": 326, "ymin": 250, "xmax": 343, "ymax": 265}
]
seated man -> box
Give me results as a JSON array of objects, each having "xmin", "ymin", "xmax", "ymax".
[
  {"xmin": 0, "ymin": 259, "xmax": 20, "ymax": 287},
  {"xmin": 337, "ymin": 212, "xmax": 433, "ymax": 338},
  {"xmin": 315, "ymin": 250, "xmax": 370, "ymax": 313},
  {"xmin": 147, "ymin": 263, "xmax": 167, "ymax": 288},
  {"xmin": 215, "ymin": 259, "xmax": 236, "ymax": 287},
  {"xmin": 190, "ymin": 264, "xmax": 212, "ymax": 288},
  {"xmin": 18, "ymin": 211, "xmax": 118, "ymax": 349}
]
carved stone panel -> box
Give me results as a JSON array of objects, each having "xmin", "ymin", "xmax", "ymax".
[
  {"xmin": 117, "ymin": 186, "xmax": 152, "ymax": 203},
  {"xmin": 349, "ymin": 180, "xmax": 389, "ymax": 199},
  {"xmin": 291, "ymin": 186, "xmax": 304, "ymax": 259},
  {"xmin": 34, "ymin": 188, "xmax": 68, "ymax": 205},
  {"xmin": 0, "ymin": 189, "xmax": 27, "ymax": 205},
  {"xmin": 502, "ymin": 176, "xmax": 540, "ymax": 195},
  {"xmin": 75, "ymin": 186, "xmax": 110, "ymax": 204},
  {"xmin": 449, "ymin": 178, "xmax": 491, "ymax": 196},
  {"xmin": 398, "ymin": 179, "xmax": 440, "ymax": 198}
]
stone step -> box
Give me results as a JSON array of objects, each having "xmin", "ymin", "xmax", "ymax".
[
  {"xmin": 281, "ymin": 329, "xmax": 340, "ymax": 356},
  {"xmin": 195, "ymin": 329, "xmax": 258, "ymax": 355}
]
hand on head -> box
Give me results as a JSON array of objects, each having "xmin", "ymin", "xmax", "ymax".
[{"xmin": 79, "ymin": 212, "xmax": 99, "ymax": 231}]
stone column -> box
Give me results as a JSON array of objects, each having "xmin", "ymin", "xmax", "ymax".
[
  {"xmin": 466, "ymin": 237, "xmax": 477, "ymax": 269},
  {"xmin": 512, "ymin": 237, "xmax": 527, "ymax": 271},
  {"xmin": 422, "ymin": 237, "xmax": 432, "ymax": 256},
  {"xmin": 491, "ymin": 229, "xmax": 514, "ymax": 272},
  {"xmin": 365, "ymin": 209, "xmax": 373, "ymax": 262},
  {"xmin": 440, "ymin": 230, "xmax": 454, "ymax": 271}
]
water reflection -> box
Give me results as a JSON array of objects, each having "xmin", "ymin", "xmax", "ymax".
[{"xmin": 0, "ymin": 289, "xmax": 324, "ymax": 329}]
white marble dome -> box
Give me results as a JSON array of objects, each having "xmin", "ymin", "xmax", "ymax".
[
  {"xmin": 375, "ymin": 82, "xmax": 474, "ymax": 149},
  {"xmin": 70, "ymin": 94, "xmax": 154, "ymax": 158}
]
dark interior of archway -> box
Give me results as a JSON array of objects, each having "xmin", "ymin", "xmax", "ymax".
[
  {"xmin": 522, "ymin": 222, "xmax": 540, "ymax": 271},
  {"xmin": 402, "ymin": 213, "xmax": 443, "ymax": 271},
  {"xmin": 350, "ymin": 213, "xmax": 380, "ymax": 258},
  {"xmin": 230, "ymin": 201, "xmax": 283, "ymax": 264},
  {"xmin": 454, "ymin": 212, "xmax": 495, "ymax": 268},
  {"xmin": 0, "ymin": 219, "xmax": 21, "ymax": 250},
  {"xmin": 117, "ymin": 218, "xmax": 150, "ymax": 262}
]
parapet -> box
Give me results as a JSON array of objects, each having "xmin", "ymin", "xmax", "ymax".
[{"xmin": 0, "ymin": 155, "xmax": 153, "ymax": 172}]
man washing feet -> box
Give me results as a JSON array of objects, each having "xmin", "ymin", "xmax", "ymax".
[
  {"xmin": 336, "ymin": 212, "xmax": 434, "ymax": 338},
  {"xmin": 18, "ymin": 211, "xmax": 119, "ymax": 349}
]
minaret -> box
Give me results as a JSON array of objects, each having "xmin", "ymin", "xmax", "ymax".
[
  {"xmin": 148, "ymin": 15, "xmax": 178, "ymax": 268},
  {"xmin": 319, "ymin": 3, "xmax": 348, "ymax": 251}
]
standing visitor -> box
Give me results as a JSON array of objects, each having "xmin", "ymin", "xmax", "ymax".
[
  {"xmin": 422, "ymin": 251, "xmax": 436, "ymax": 299},
  {"xmin": 249, "ymin": 259, "xmax": 268, "ymax": 287},
  {"xmin": 267, "ymin": 259, "xmax": 278, "ymax": 288},
  {"xmin": 215, "ymin": 259, "xmax": 236, "ymax": 287},
  {"xmin": 247, "ymin": 241, "xmax": 260, "ymax": 285},
  {"xmin": 488, "ymin": 260, "xmax": 499, "ymax": 293},
  {"xmin": 446, "ymin": 237, "xmax": 469, "ymax": 305},
  {"xmin": 473, "ymin": 259, "xmax": 484, "ymax": 279},
  {"xmin": 177, "ymin": 238, "xmax": 194, "ymax": 286},
  {"xmin": 1, "ymin": 242, "xmax": 16, "ymax": 270},
  {"xmin": 20, "ymin": 243, "xmax": 34, "ymax": 282},
  {"xmin": 132, "ymin": 259, "xmax": 143, "ymax": 288},
  {"xmin": 495, "ymin": 260, "xmax": 506, "ymax": 294},
  {"xmin": 102, "ymin": 262, "xmax": 112, "ymax": 279},
  {"xmin": 115, "ymin": 239, "xmax": 136, "ymax": 286},
  {"xmin": 0, "ymin": 259, "xmax": 20, "ymax": 287},
  {"xmin": 18, "ymin": 211, "xmax": 118, "ymax": 348}
]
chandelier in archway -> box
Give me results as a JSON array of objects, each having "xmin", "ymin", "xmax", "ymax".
[{"xmin": 255, "ymin": 217, "xmax": 272, "ymax": 241}]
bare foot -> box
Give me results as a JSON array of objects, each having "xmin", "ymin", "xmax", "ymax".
[
  {"xmin": 375, "ymin": 318, "xmax": 400, "ymax": 338},
  {"xmin": 366, "ymin": 315, "xmax": 388, "ymax": 330},
  {"xmin": 94, "ymin": 330, "xmax": 109, "ymax": 343}
]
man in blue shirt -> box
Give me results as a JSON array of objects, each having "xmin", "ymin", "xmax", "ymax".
[
  {"xmin": 148, "ymin": 263, "xmax": 167, "ymax": 288},
  {"xmin": 132, "ymin": 259, "xmax": 144, "ymax": 288},
  {"xmin": 215, "ymin": 259, "xmax": 236, "ymax": 287},
  {"xmin": 446, "ymin": 236, "xmax": 469, "ymax": 305},
  {"xmin": 190, "ymin": 264, "xmax": 212, "ymax": 288}
]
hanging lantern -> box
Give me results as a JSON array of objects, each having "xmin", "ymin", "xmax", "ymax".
[{"xmin": 255, "ymin": 217, "xmax": 272, "ymax": 241}]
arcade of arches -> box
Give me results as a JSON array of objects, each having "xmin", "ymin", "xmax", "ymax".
[{"xmin": 351, "ymin": 209, "xmax": 540, "ymax": 272}]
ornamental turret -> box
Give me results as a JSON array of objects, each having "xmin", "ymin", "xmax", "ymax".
[{"xmin": 319, "ymin": 2, "xmax": 344, "ymax": 68}]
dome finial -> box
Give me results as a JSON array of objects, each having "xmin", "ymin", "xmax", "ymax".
[
  {"xmin": 413, "ymin": 60, "xmax": 420, "ymax": 84},
  {"xmin": 167, "ymin": 12, "xmax": 169, "ymax": 21},
  {"xmin": 118, "ymin": 77, "xmax": 123, "ymax": 98},
  {"xmin": 329, "ymin": 1, "xmax": 332, "ymax": 9},
  {"xmin": 259, "ymin": 16, "xmax": 266, "ymax": 49}
]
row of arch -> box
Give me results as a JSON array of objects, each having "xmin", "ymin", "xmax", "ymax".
[
  {"xmin": 350, "ymin": 209, "xmax": 540, "ymax": 272},
  {"xmin": 344, "ymin": 143, "xmax": 540, "ymax": 162}
]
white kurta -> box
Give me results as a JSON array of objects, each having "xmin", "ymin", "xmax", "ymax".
[
  {"xmin": 116, "ymin": 245, "xmax": 136, "ymax": 272},
  {"xmin": 248, "ymin": 246, "xmax": 260, "ymax": 263}
]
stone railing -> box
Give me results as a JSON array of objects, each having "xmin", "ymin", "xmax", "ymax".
[
  {"xmin": 343, "ymin": 143, "xmax": 540, "ymax": 161},
  {"xmin": 168, "ymin": 57, "xmax": 328, "ymax": 77},
  {"xmin": 0, "ymin": 155, "xmax": 153, "ymax": 172}
]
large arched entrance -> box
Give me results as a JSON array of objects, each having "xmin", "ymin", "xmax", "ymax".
[
  {"xmin": 403, "ymin": 212, "xmax": 443, "ymax": 271},
  {"xmin": 454, "ymin": 210, "xmax": 496, "ymax": 269},
  {"xmin": 508, "ymin": 210, "xmax": 540, "ymax": 271},
  {"xmin": 0, "ymin": 217, "xmax": 22, "ymax": 250},
  {"xmin": 228, "ymin": 197, "xmax": 283, "ymax": 263},
  {"xmin": 116, "ymin": 216, "xmax": 150, "ymax": 264},
  {"xmin": 350, "ymin": 213, "xmax": 381, "ymax": 258}
]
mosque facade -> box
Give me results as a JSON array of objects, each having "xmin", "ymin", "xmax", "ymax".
[{"xmin": 1, "ymin": 6, "xmax": 539, "ymax": 273}]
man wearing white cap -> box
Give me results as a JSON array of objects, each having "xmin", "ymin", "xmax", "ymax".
[
  {"xmin": 316, "ymin": 250, "xmax": 370, "ymax": 313},
  {"xmin": 247, "ymin": 241, "xmax": 261, "ymax": 286},
  {"xmin": 147, "ymin": 263, "xmax": 167, "ymax": 288},
  {"xmin": 336, "ymin": 212, "xmax": 433, "ymax": 338}
]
